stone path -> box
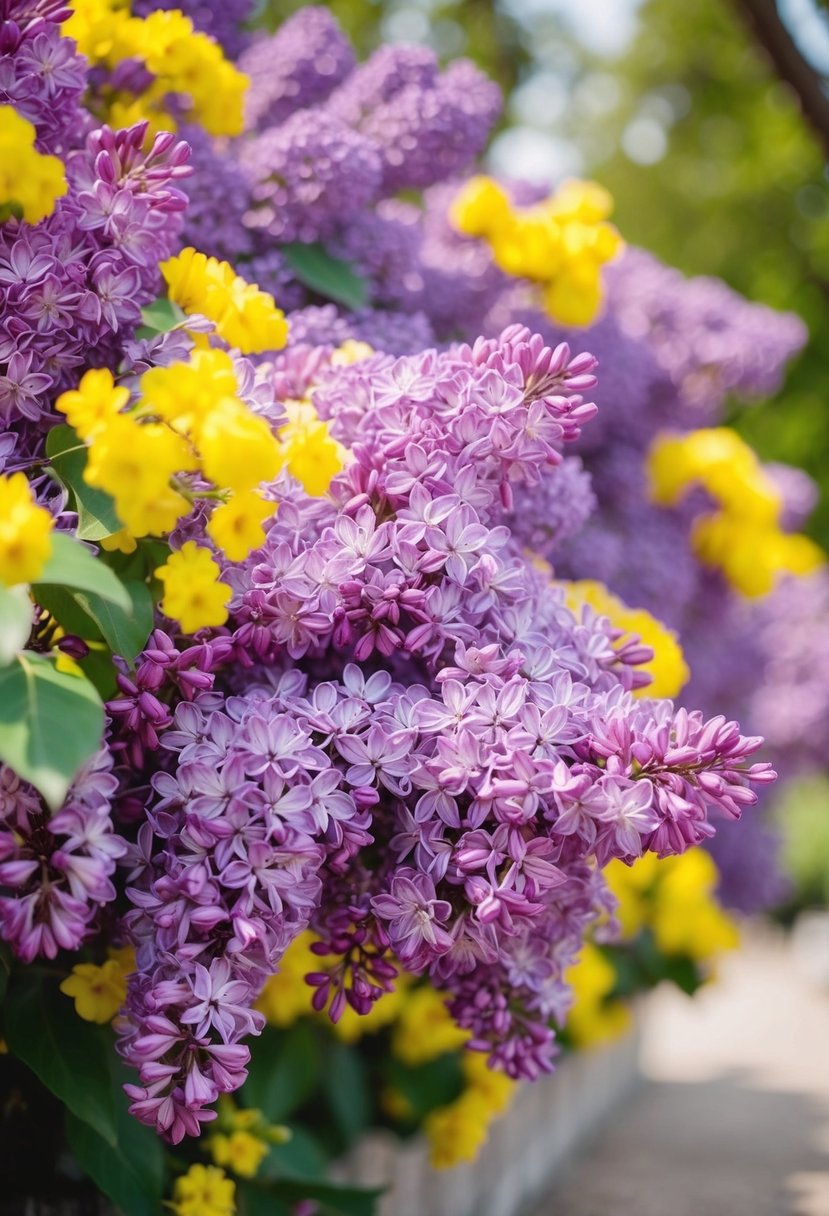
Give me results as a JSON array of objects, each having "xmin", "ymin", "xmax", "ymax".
[{"xmin": 535, "ymin": 929, "xmax": 829, "ymax": 1216}]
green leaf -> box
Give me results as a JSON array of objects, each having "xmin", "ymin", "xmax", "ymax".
[
  {"xmin": 46, "ymin": 425, "xmax": 121, "ymax": 542},
  {"xmin": 34, "ymin": 533, "xmax": 131, "ymax": 611},
  {"xmin": 65, "ymin": 1058, "xmax": 164, "ymax": 1216},
  {"xmin": 0, "ymin": 585, "xmax": 33, "ymax": 665},
  {"xmin": 139, "ymin": 295, "xmax": 184, "ymax": 335},
  {"xmin": 38, "ymin": 580, "xmax": 153, "ymax": 663},
  {"xmin": 244, "ymin": 1022, "xmax": 322, "ymax": 1122},
  {"xmin": 4, "ymin": 973, "xmax": 116, "ymax": 1147},
  {"xmin": 282, "ymin": 244, "xmax": 369, "ymax": 310},
  {"xmin": 321, "ymin": 1041, "xmax": 371, "ymax": 1149},
  {"xmin": 251, "ymin": 1178, "xmax": 383, "ymax": 1216},
  {"xmin": 0, "ymin": 651, "xmax": 104, "ymax": 808},
  {"xmin": 261, "ymin": 1126, "xmax": 329, "ymax": 1182}
]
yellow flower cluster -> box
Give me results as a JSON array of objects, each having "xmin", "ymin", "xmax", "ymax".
[
  {"xmin": 390, "ymin": 985, "xmax": 469, "ymax": 1067},
  {"xmin": 604, "ymin": 848, "xmax": 739, "ymax": 963},
  {"xmin": 60, "ymin": 945, "xmax": 136, "ymax": 1023},
  {"xmin": 279, "ymin": 397, "xmax": 349, "ymax": 496},
  {"xmin": 560, "ymin": 578, "xmax": 690, "ymax": 699},
  {"xmin": 0, "ymin": 106, "xmax": 67, "ymax": 224},
  {"xmin": 161, "ymin": 249, "xmax": 290, "ymax": 355},
  {"xmin": 56, "ymin": 353, "xmax": 291, "ymax": 629},
  {"xmin": 451, "ymin": 176, "xmax": 623, "ymax": 326},
  {"xmin": 0, "ymin": 472, "xmax": 54, "ymax": 587},
  {"xmin": 206, "ymin": 1099, "xmax": 288, "ymax": 1179},
  {"xmin": 563, "ymin": 942, "xmax": 631, "ymax": 1049},
  {"xmin": 647, "ymin": 427, "xmax": 824, "ymax": 597},
  {"xmin": 424, "ymin": 1052, "xmax": 516, "ymax": 1170},
  {"xmin": 171, "ymin": 1164, "xmax": 235, "ymax": 1216},
  {"xmin": 63, "ymin": 0, "xmax": 248, "ymax": 137}
]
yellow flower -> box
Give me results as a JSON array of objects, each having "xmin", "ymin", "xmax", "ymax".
[
  {"xmin": 170, "ymin": 1164, "xmax": 235, "ymax": 1216},
  {"xmin": 279, "ymin": 399, "xmax": 347, "ymax": 496},
  {"xmin": 100, "ymin": 527, "xmax": 138, "ymax": 554},
  {"xmin": 255, "ymin": 930, "xmax": 319, "ymax": 1028},
  {"xmin": 64, "ymin": 0, "xmax": 248, "ymax": 138},
  {"xmin": 391, "ymin": 986, "xmax": 469, "ymax": 1066},
  {"xmin": 450, "ymin": 175, "xmax": 623, "ymax": 326},
  {"xmin": 60, "ymin": 960, "xmax": 128, "ymax": 1023},
  {"xmin": 56, "ymin": 368, "xmax": 130, "ymax": 441},
  {"xmin": 140, "ymin": 349, "xmax": 239, "ymax": 434},
  {"xmin": 564, "ymin": 943, "xmax": 631, "ymax": 1048},
  {"xmin": 604, "ymin": 849, "xmax": 739, "ymax": 965},
  {"xmin": 207, "ymin": 491, "xmax": 276, "ymax": 562},
  {"xmin": 451, "ymin": 175, "xmax": 513, "ymax": 239},
  {"xmin": 156, "ymin": 541, "xmax": 231, "ymax": 632},
  {"xmin": 161, "ymin": 248, "xmax": 289, "ymax": 354},
  {"xmin": 209, "ymin": 1130, "xmax": 268, "ymax": 1179},
  {"xmin": 196, "ymin": 397, "xmax": 282, "ymax": 493},
  {"xmin": 461, "ymin": 1050, "xmax": 516, "ymax": 1113},
  {"xmin": 425, "ymin": 1091, "xmax": 491, "ymax": 1169},
  {"xmin": 561, "ymin": 579, "xmax": 690, "ymax": 698},
  {"xmin": 0, "ymin": 473, "xmax": 54, "ymax": 586},
  {"xmin": 692, "ymin": 512, "xmax": 824, "ymax": 598},
  {"xmin": 0, "ymin": 106, "xmax": 67, "ymax": 223},
  {"xmin": 330, "ymin": 339, "xmax": 375, "ymax": 367}
]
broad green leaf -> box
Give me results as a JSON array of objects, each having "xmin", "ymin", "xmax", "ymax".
[
  {"xmin": 321, "ymin": 1041, "xmax": 371, "ymax": 1149},
  {"xmin": 282, "ymin": 243, "xmax": 369, "ymax": 310},
  {"xmin": 65, "ymin": 1059, "xmax": 164, "ymax": 1216},
  {"xmin": 139, "ymin": 295, "xmax": 184, "ymax": 334},
  {"xmin": 243, "ymin": 1022, "xmax": 321, "ymax": 1121},
  {"xmin": 4, "ymin": 973, "xmax": 116, "ymax": 1146},
  {"xmin": 250, "ymin": 1177, "xmax": 383, "ymax": 1216},
  {"xmin": 38, "ymin": 580, "xmax": 153, "ymax": 663},
  {"xmin": 0, "ymin": 585, "xmax": 33, "ymax": 665},
  {"xmin": 261, "ymin": 1126, "xmax": 329, "ymax": 1182},
  {"xmin": 46, "ymin": 425, "xmax": 120, "ymax": 542},
  {"xmin": 0, "ymin": 651, "xmax": 103, "ymax": 808},
  {"xmin": 34, "ymin": 533, "xmax": 131, "ymax": 611}
]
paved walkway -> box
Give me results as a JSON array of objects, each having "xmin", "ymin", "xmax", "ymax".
[{"xmin": 535, "ymin": 929, "xmax": 829, "ymax": 1216}]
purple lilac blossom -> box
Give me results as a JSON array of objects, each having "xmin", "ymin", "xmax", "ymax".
[
  {"xmin": 327, "ymin": 45, "xmax": 501, "ymax": 194},
  {"xmin": 0, "ymin": 748, "xmax": 124, "ymax": 962},
  {"xmin": 239, "ymin": 110, "xmax": 383, "ymax": 245},
  {"xmin": 111, "ymin": 325, "xmax": 773, "ymax": 1139},
  {"xmin": 239, "ymin": 8, "xmax": 356, "ymax": 133}
]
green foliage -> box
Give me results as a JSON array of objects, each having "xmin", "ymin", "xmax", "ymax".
[
  {"xmin": 282, "ymin": 243, "xmax": 370, "ymax": 309},
  {"xmin": 243, "ymin": 1022, "xmax": 323, "ymax": 1121},
  {"xmin": 0, "ymin": 585, "xmax": 33, "ymax": 665},
  {"xmin": 34, "ymin": 532, "xmax": 131, "ymax": 611},
  {"xmin": 136, "ymin": 294, "xmax": 185, "ymax": 341},
  {"xmin": 320, "ymin": 1039, "xmax": 372, "ymax": 1149},
  {"xmin": 36, "ymin": 578, "xmax": 154, "ymax": 664},
  {"xmin": 774, "ymin": 774, "xmax": 829, "ymax": 910},
  {"xmin": 241, "ymin": 1177, "xmax": 382, "ymax": 1216},
  {"xmin": 65, "ymin": 1058, "xmax": 165, "ymax": 1216},
  {"xmin": 578, "ymin": 0, "xmax": 829, "ymax": 536},
  {"xmin": 0, "ymin": 651, "xmax": 103, "ymax": 808},
  {"xmin": 4, "ymin": 973, "xmax": 116, "ymax": 1146},
  {"xmin": 46, "ymin": 425, "xmax": 121, "ymax": 542}
]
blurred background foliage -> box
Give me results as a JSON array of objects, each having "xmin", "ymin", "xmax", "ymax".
[{"xmin": 262, "ymin": 0, "xmax": 829, "ymax": 540}]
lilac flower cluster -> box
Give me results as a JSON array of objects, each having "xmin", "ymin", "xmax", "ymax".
[
  {"xmin": 0, "ymin": 750, "xmax": 124, "ymax": 962},
  {"xmin": 239, "ymin": 6, "xmax": 355, "ymax": 133},
  {"xmin": 0, "ymin": 116, "xmax": 190, "ymax": 428},
  {"xmin": 326, "ymin": 46, "xmax": 501, "ymax": 194},
  {"xmin": 108, "ymin": 325, "xmax": 773, "ymax": 1139},
  {"xmin": 0, "ymin": 0, "xmax": 89, "ymax": 157}
]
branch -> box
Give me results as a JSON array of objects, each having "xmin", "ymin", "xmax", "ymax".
[{"xmin": 734, "ymin": 0, "xmax": 829, "ymax": 160}]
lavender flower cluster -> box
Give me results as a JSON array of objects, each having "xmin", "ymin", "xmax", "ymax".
[
  {"xmin": 0, "ymin": 0, "xmax": 191, "ymax": 456},
  {"xmin": 110, "ymin": 326, "xmax": 772, "ymax": 1139}
]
